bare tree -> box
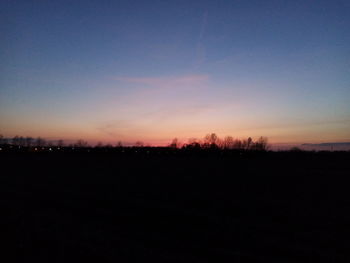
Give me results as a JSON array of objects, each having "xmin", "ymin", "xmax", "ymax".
[
  {"xmin": 134, "ymin": 141, "xmax": 144, "ymax": 147},
  {"xmin": 247, "ymin": 137, "xmax": 252, "ymax": 150},
  {"xmin": 74, "ymin": 139, "xmax": 88, "ymax": 147},
  {"xmin": 57, "ymin": 139, "xmax": 64, "ymax": 147},
  {"xmin": 188, "ymin": 138, "xmax": 199, "ymax": 145},
  {"xmin": 95, "ymin": 142, "xmax": 104, "ymax": 148},
  {"xmin": 0, "ymin": 134, "xmax": 5, "ymax": 145},
  {"xmin": 290, "ymin": 146, "xmax": 302, "ymax": 152},
  {"xmin": 184, "ymin": 138, "xmax": 201, "ymax": 149},
  {"xmin": 35, "ymin": 137, "xmax": 46, "ymax": 147},
  {"xmin": 254, "ymin": 136, "xmax": 269, "ymax": 151},
  {"xmin": 233, "ymin": 139, "xmax": 242, "ymax": 150},
  {"xmin": 25, "ymin": 137, "xmax": 33, "ymax": 147},
  {"xmin": 216, "ymin": 137, "xmax": 224, "ymax": 149},
  {"xmin": 203, "ymin": 133, "xmax": 219, "ymax": 148},
  {"xmin": 223, "ymin": 136, "xmax": 234, "ymax": 149},
  {"xmin": 169, "ymin": 138, "xmax": 179, "ymax": 148},
  {"xmin": 18, "ymin": 136, "xmax": 26, "ymax": 146},
  {"xmin": 12, "ymin": 136, "xmax": 20, "ymax": 146}
]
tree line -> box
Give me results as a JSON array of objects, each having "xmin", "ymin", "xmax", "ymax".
[
  {"xmin": 0, "ymin": 133, "xmax": 269, "ymax": 151},
  {"xmin": 176, "ymin": 133, "xmax": 269, "ymax": 151}
]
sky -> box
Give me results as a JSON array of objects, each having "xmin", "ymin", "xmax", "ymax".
[{"xmin": 1, "ymin": 0, "xmax": 349, "ymax": 145}]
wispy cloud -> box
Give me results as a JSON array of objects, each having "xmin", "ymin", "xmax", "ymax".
[
  {"xmin": 193, "ymin": 11, "xmax": 208, "ymax": 69},
  {"xmin": 115, "ymin": 74, "xmax": 210, "ymax": 103},
  {"xmin": 98, "ymin": 73, "xmax": 236, "ymax": 144},
  {"xmin": 116, "ymin": 74, "xmax": 209, "ymax": 89},
  {"xmin": 96, "ymin": 103, "xmax": 217, "ymax": 140}
]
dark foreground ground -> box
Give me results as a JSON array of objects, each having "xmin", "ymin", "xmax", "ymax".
[{"xmin": 1, "ymin": 151, "xmax": 350, "ymax": 262}]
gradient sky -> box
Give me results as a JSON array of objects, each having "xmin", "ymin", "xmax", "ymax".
[{"xmin": 1, "ymin": 0, "xmax": 349, "ymax": 145}]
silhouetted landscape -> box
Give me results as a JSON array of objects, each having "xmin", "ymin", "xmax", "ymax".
[
  {"xmin": 2, "ymin": 0, "xmax": 350, "ymax": 261},
  {"xmin": 1, "ymin": 134, "xmax": 350, "ymax": 262}
]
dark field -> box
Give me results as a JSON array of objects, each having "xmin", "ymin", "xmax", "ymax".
[{"xmin": 1, "ymin": 151, "xmax": 350, "ymax": 262}]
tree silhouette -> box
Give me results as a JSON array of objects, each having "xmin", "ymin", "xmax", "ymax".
[
  {"xmin": 223, "ymin": 136, "xmax": 234, "ymax": 149},
  {"xmin": 247, "ymin": 137, "xmax": 252, "ymax": 150},
  {"xmin": 233, "ymin": 139, "xmax": 242, "ymax": 150},
  {"xmin": 57, "ymin": 139, "xmax": 64, "ymax": 147},
  {"xmin": 135, "ymin": 141, "xmax": 144, "ymax": 147},
  {"xmin": 0, "ymin": 134, "xmax": 6, "ymax": 145},
  {"xmin": 0, "ymin": 133, "xmax": 272, "ymax": 152},
  {"xmin": 169, "ymin": 138, "xmax": 179, "ymax": 148},
  {"xmin": 184, "ymin": 138, "xmax": 201, "ymax": 150},
  {"xmin": 25, "ymin": 137, "xmax": 33, "ymax": 147},
  {"xmin": 74, "ymin": 139, "xmax": 88, "ymax": 147},
  {"xmin": 254, "ymin": 136, "xmax": 269, "ymax": 151},
  {"xmin": 95, "ymin": 142, "xmax": 104, "ymax": 148},
  {"xmin": 290, "ymin": 146, "xmax": 303, "ymax": 152},
  {"xmin": 35, "ymin": 137, "xmax": 46, "ymax": 147},
  {"xmin": 12, "ymin": 136, "xmax": 19, "ymax": 146},
  {"xmin": 203, "ymin": 133, "xmax": 219, "ymax": 148}
]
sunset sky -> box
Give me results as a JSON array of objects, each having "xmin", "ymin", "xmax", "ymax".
[{"xmin": 1, "ymin": 0, "xmax": 349, "ymax": 145}]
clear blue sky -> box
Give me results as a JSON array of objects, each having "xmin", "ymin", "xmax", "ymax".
[{"xmin": 1, "ymin": 0, "xmax": 349, "ymax": 144}]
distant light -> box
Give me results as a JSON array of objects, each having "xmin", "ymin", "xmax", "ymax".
[
  {"xmin": 0, "ymin": 148, "xmax": 2, "ymax": 151},
  {"xmin": 35, "ymin": 148, "xmax": 37, "ymax": 151},
  {"xmin": 58, "ymin": 147, "xmax": 60, "ymax": 150},
  {"xmin": 49, "ymin": 148, "xmax": 52, "ymax": 151}
]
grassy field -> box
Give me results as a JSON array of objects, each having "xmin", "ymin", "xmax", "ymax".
[{"xmin": 1, "ymin": 151, "xmax": 350, "ymax": 262}]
